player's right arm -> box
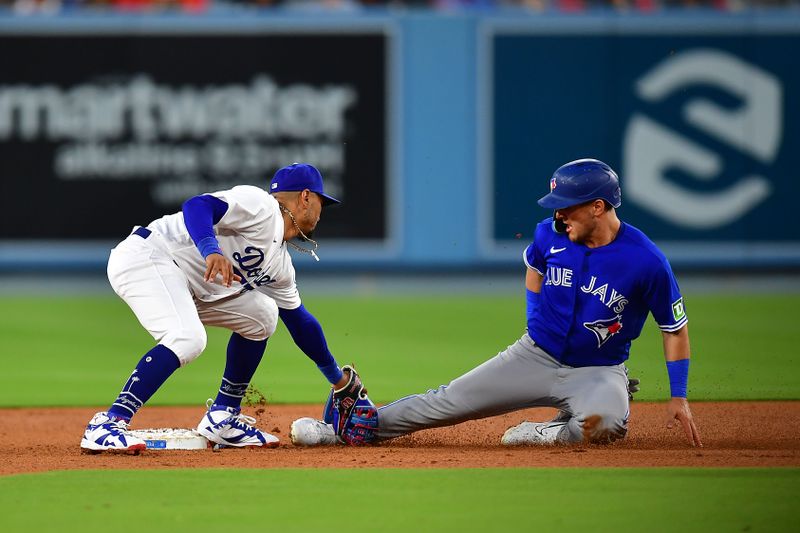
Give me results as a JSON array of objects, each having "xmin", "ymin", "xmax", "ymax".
[
  {"xmin": 526, "ymin": 268, "xmax": 543, "ymax": 293},
  {"xmin": 523, "ymin": 222, "xmax": 548, "ymax": 322},
  {"xmin": 182, "ymin": 194, "xmax": 242, "ymax": 287}
]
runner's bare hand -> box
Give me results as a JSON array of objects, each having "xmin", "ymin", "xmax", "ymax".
[{"xmin": 666, "ymin": 397, "xmax": 703, "ymax": 447}]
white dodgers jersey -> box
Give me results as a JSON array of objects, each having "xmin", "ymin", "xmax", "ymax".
[{"xmin": 146, "ymin": 185, "xmax": 301, "ymax": 309}]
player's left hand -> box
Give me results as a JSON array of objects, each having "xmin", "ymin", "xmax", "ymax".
[
  {"xmin": 627, "ymin": 376, "xmax": 640, "ymax": 401},
  {"xmin": 665, "ymin": 397, "xmax": 702, "ymax": 447},
  {"xmin": 623, "ymin": 365, "xmax": 639, "ymax": 401},
  {"xmin": 323, "ymin": 365, "xmax": 378, "ymax": 445}
]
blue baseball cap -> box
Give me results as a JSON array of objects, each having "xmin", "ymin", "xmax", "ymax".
[{"xmin": 269, "ymin": 163, "xmax": 340, "ymax": 206}]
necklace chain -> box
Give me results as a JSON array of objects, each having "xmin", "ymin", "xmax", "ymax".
[{"xmin": 279, "ymin": 203, "xmax": 320, "ymax": 261}]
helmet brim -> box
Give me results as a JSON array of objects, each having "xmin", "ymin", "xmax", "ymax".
[{"xmin": 537, "ymin": 192, "xmax": 583, "ymax": 210}]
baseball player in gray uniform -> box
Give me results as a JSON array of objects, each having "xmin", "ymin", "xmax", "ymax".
[
  {"xmin": 291, "ymin": 159, "xmax": 702, "ymax": 448},
  {"xmin": 81, "ymin": 163, "xmax": 351, "ymax": 453}
]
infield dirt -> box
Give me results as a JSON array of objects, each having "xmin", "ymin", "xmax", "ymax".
[{"xmin": 2, "ymin": 401, "xmax": 798, "ymax": 475}]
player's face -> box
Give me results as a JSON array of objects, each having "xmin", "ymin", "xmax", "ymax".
[
  {"xmin": 298, "ymin": 191, "xmax": 324, "ymax": 235},
  {"xmin": 555, "ymin": 200, "xmax": 600, "ymax": 243}
]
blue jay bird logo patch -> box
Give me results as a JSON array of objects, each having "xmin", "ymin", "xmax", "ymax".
[{"xmin": 583, "ymin": 315, "xmax": 623, "ymax": 348}]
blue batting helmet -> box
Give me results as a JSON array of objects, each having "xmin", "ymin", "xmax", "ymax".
[{"xmin": 537, "ymin": 159, "xmax": 621, "ymax": 210}]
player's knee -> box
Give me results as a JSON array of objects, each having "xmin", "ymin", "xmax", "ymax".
[
  {"xmin": 236, "ymin": 297, "xmax": 278, "ymax": 341},
  {"xmin": 582, "ymin": 412, "xmax": 628, "ymax": 443},
  {"xmin": 163, "ymin": 327, "xmax": 207, "ymax": 365}
]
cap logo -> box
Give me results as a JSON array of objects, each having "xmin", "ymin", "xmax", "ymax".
[
  {"xmin": 550, "ymin": 177, "xmax": 557, "ymax": 191},
  {"xmin": 271, "ymin": 182, "xmax": 278, "ymax": 190}
]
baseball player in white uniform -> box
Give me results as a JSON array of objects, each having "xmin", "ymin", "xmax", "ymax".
[{"xmin": 81, "ymin": 163, "xmax": 349, "ymax": 453}]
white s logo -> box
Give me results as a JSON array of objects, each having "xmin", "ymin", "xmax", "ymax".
[{"xmin": 623, "ymin": 49, "xmax": 782, "ymax": 229}]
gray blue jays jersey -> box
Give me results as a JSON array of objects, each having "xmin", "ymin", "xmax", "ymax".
[{"xmin": 524, "ymin": 218, "xmax": 687, "ymax": 367}]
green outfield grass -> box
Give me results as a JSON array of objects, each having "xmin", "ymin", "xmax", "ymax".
[
  {"xmin": 0, "ymin": 468, "xmax": 796, "ymax": 532},
  {"xmin": 0, "ymin": 294, "xmax": 797, "ymax": 407},
  {"xmin": 1, "ymin": 295, "xmax": 797, "ymax": 532}
]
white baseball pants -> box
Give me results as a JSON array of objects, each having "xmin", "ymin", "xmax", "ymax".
[{"xmin": 107, "ymin": 229, "xmax": 278, "ymax": 366}]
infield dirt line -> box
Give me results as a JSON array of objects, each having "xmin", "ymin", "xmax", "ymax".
[{"xmin": 2, "ymin": 401, "xmax": 798, "ymax": 475}]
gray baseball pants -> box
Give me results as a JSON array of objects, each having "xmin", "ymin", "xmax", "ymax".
[{"xmin": 376, "ymin": 333, "xmax": 630, "ymax": 443}]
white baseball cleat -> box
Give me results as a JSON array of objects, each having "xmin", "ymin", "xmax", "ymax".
[
  {"xmin": 196, "ymin": 401, "xmax": 279, "ymax": 448},
  {"xmin": 290, "ymin": 417, "xmax": 340, "ymax": 446},
  {"xmin": 80, "ymin": 411, "xmax": 147, "ymax": 454},
  {"xmin": 501, "ymin": 420, "xmax": 567, "ymax": 446}
]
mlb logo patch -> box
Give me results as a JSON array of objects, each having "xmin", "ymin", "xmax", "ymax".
[
  {"xmin": 271, "ymin": 182, "xmax": 278, "ymax": 189},
  {"xmin": 550, "ymin": 177, "xmax": 557, "ymax": 191}
]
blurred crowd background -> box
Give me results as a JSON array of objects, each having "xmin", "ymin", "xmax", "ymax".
[{"xmin": 2, "ymin": 0, "xmax": 798, "ymax": 15}]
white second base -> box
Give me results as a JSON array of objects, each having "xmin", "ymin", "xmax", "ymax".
[{"xmin": 129, "ymin": 428, "xmax": 210, "ymax": 450}]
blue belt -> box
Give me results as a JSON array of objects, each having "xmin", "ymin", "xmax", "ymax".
[{"xmin": 133, "ymin": 227, "xmax": 152, "ymax": 239}]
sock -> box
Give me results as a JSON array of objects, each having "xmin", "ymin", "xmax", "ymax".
[
  {"xmin": 213, "ymin": 333, "xmax": 267, "ymax": 410},
  {"xmin": 107, "ymin": 344, "xmax": 181, "ymax": 422}
]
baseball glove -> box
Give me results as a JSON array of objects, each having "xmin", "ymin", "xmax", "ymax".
[{"xmin": 322, "ymin": 365, "xmax": 378, "ymax": 445}]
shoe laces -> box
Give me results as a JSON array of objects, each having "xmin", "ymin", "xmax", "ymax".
[
  {"xmin": 227, "ymin": 413, "xmax": 258, "ymax": 433},
  {"xmin": 107, "ymin": 416, "xmax": 131, "ymax": 432},
  {"xmin": 205, "ymin": 399, "xmax": 259, "ymax": 433}
]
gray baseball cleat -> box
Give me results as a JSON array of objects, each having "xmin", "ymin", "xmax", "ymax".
[
  {"xmin": 501, "ymin": 420, "xmax": 567, "ymax": 446},
  {"xmin": 290, "ymin": 417, "xmax": 341, "ymax": 446}
]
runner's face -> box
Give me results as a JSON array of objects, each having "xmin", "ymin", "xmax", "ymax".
[{"xmin": 555, "ymin": 200, "xmax": 599, "ymax": 243}]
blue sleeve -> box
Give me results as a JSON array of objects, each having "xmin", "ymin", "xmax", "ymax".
[
  {"xmin": 643, "ymin": 256, "xmax": 688, "ymax": 333},
  {"xmin": 523, "ymin": 222, "xmax": 548, "ymax": 274},
  {"xmin": 279, "ymin": 304, "xmax": 343, "ymax": 385},
  {"xmin": 526, "ymin": 289, "xmax": 540, "ymax": 322},
  {"xmin": 182, "ymin": 195, "xmax": 229, "ymax": 259}
]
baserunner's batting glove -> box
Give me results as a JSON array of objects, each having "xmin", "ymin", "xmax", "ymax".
[
  {"xmin": 623, "ymin": 365, "xmax": 640, "ymax": 401},
  {"xmin": 323, "ymin": 365, "xmax": 378, "ymax": 445},
  {"xmin": 627, "ymin": 377, "xmax": 641, "ymax": 401}
]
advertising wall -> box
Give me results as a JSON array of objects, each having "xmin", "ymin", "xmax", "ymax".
[
  {"xmin": 0, "ymin": 30, "xmax": 389, "ymax": 244},
  {"xmin": 1, "ymin": 13, "xmax": 798, "ymax": 271},
  {"xmin": 485, "ymin": 21, "xmax": 800, "ymax": 266}
]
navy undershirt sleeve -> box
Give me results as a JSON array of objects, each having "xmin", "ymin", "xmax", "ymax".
[
  {"xmin": 182, "ymin": 195, "xmax": 229, "ymax": 258},
  {"xmin": 279, "ymin": 305, "xmax": 343, "ymax": 385}
]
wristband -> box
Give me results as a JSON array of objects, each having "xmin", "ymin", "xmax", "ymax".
[
  {"xmin": 526, "ymin": 289, "xmax": 540, "ymax": 322},
  {"xmin": 318, "ymin": 362, "xmax": 344, "ymax": 385},
  {"xmin": 666, "ymin": 358, "xmax": 690, "ymax": 398},
  {"xmin": 197, "ymin": 236, "xmax": 223, "ymax": 259}
]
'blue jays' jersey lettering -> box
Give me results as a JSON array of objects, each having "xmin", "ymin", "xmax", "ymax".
[
  {"xmin": 545, "ymin": 267, "xmax": 573, "ymax": 287},
  {"xmin": 523, "ymin": 218, "xmax": 687, "ymax": 367}
]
